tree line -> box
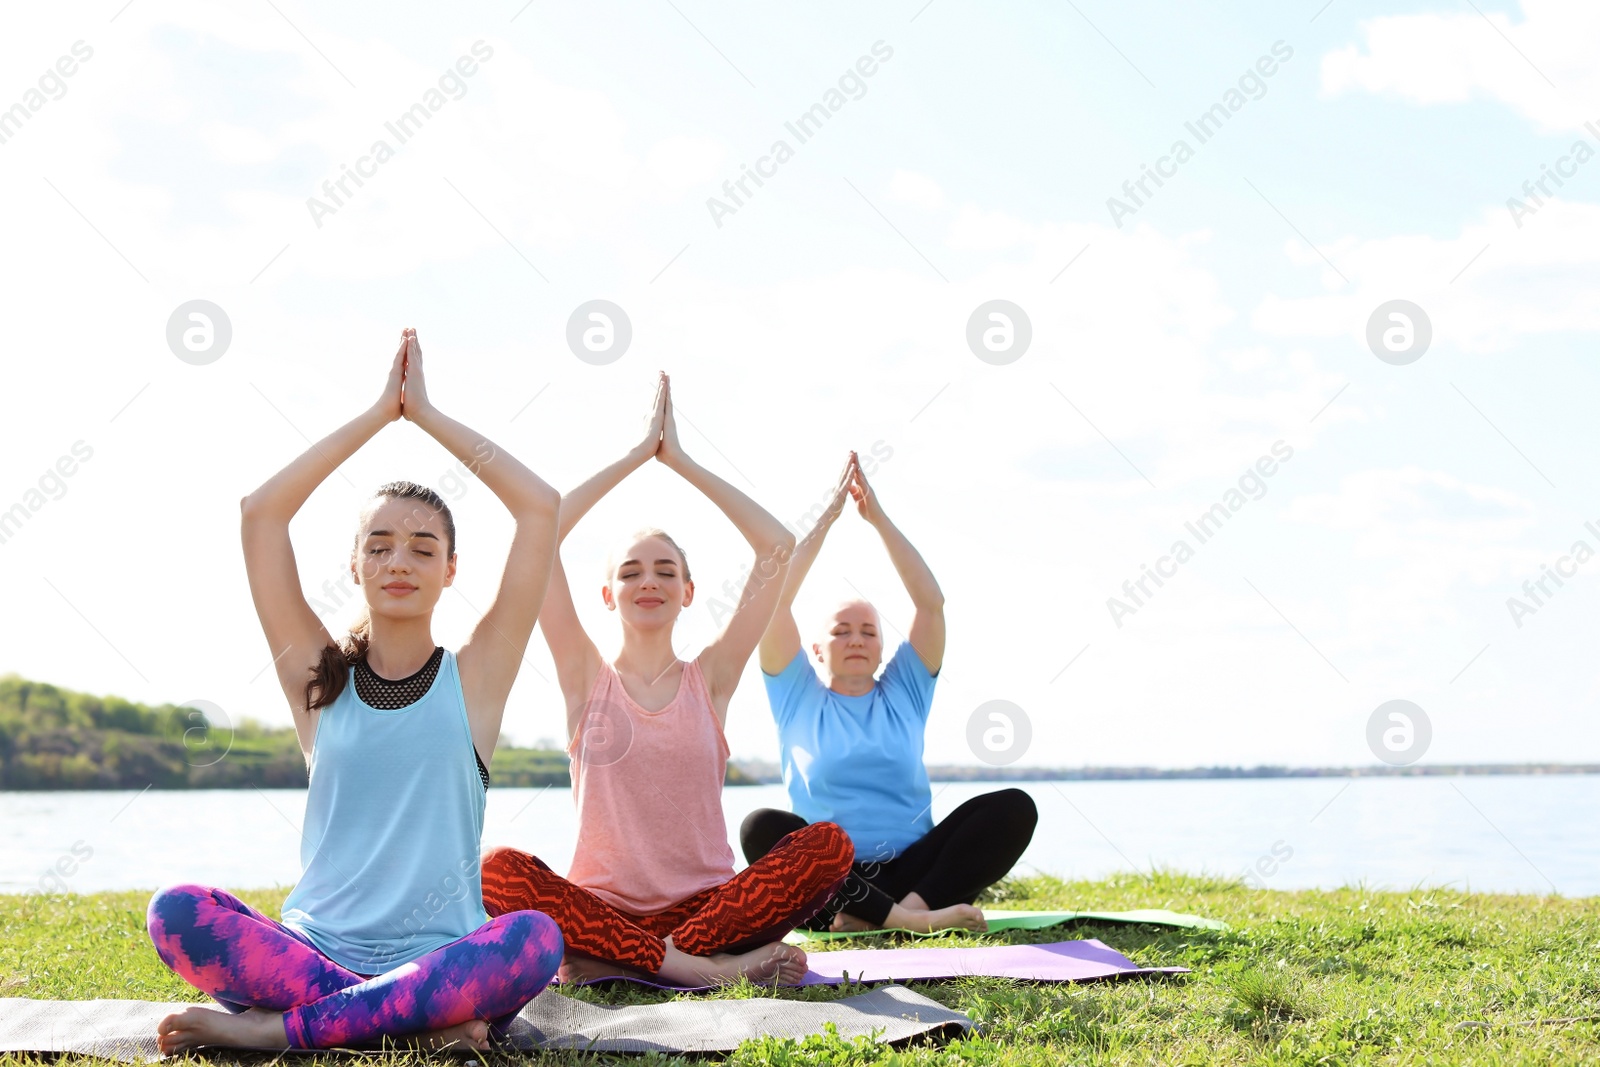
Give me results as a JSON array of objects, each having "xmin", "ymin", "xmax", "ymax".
[{"xmin": 0, "ymin": 673, "xmax": 747, "ymax": 790}]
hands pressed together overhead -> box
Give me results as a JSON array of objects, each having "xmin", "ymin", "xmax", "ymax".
[
  {"xmin": 634, "ymin": 370, "xmax": 687, "ymax": 467},
  {"xmin": 844, "ymin": 450, "xmax": 882, "ymax": 524},
  {"xmin": 379, "ymin": 327, "xmax": 435, "ymax": 423},
  {"xmin": 819, "ymin": 450, "xmax": 881, "ymax": 529}
]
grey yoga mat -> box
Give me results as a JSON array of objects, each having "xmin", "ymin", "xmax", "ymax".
[{"xmin": 0, "ymin": 986, "xmax": 971, "ymax": 1060}]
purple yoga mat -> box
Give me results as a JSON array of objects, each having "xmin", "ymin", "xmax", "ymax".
[{"xmin": 563, "ymin": 939, "xmax": 1187, "ymax": 991}]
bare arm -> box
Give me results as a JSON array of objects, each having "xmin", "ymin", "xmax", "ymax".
[
  {"xmin": 851, "ymin": 463, "xmax": 945, "ymax": 674},
  {"xmin": 240, "ymin": 334, "xmax": 407, "ymax": 758},
  {"xmin": 398, "ymin": 333, "xmax": 562, "ymax": 766},
  {"xmin": 656, "ymin": 377, "xmax": 796, "ymax": 712},
  {"xmin": 538, "ymin": 376, "xmax": 667, "ymax": 729},
  {"xmin": 758, "ymin": 454, "xmax": 855, "ymax": 675}
]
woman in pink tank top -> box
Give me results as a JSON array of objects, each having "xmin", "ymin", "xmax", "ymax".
[{"xmin": 480, "ymin": 374, "xmax": 853, "ymax": 987}]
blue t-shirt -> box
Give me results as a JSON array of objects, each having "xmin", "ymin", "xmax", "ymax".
[{"xmin": 762, "ymin": 641, "xmax": 939, "ymax": 862}]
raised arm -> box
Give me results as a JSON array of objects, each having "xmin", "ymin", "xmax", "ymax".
[
  {"xmin": 538, "ymin": 375, "xmax": 667, "ymax": 724},
  {"xmin": 655, "ymin": 375, "xmax": 796, "ymax": 713},
  {"xmin": 758, "ymin": 454, "xmax": 856, "ymax": 675},
  {"xmin": 851, "ymin": 461, "xmax": 945, "ymax": 674},
  {"xmin": 240, "ymin": 333, "xmax": 407, "ymax": 757},
  {"xmin": 398, "ymin": 331, "xmax": 561, "ymax": 765}
]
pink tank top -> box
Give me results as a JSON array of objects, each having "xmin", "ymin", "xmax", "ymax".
[{"xmin": 566, "ymin": 656, "xmax": 735, "ymax": 915}]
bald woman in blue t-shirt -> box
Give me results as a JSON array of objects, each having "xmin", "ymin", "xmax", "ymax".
[{"xmin": 744, "ymin": 453, "xmax": 1036, "ymax": 933}]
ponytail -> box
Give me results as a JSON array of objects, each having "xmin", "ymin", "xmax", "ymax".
[{"xmin": 304, "ymin": 610, "xmax": 372, "ymax": 713}]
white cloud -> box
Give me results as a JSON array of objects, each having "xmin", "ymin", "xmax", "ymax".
[
  {"xmin": 1223, "ymin": 345, "xmax": 1274, "ymax": 372},
  {"xmin": 947, "ymin": 204, "xmax": 1035, "ymax": 250},
  {"xmin": 1284, "ymin": 468, "xmax": 1535, "ymax": 574},
  {"xmin": 887, "ymin": 169, "xmax": 947, "ymax": 210},
  {"xmin": 1252, "ymin": 200, "xmax": 1600, "ymax": 351},
  {"xmin": 201, "ymin": 121, "xmax": 282, "ymax": 165},
  {"xmin": 644, "ymin": 135, "xmax": 727, "ymax": 192},
  {"xmin": 1320, "ymin": 0, "xmax": 1599, "ymax": 133}
]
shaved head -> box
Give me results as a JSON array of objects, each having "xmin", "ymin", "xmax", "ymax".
[
  {"xmin": 826, "ymin": 598, "xmax": 880, "ymax": 633},
  {"xmin": 813, "ymin": 597, "xmax": 885, "ymax": 684}
]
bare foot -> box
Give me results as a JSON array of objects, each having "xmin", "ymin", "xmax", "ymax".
[
  {"xmin": 898, "ymin": 893, "xmax": 988, "ymax": 932},
  {"xmin": 156, "ymin": 1005, "xmax": 288, "ymax": 1054},
  {"xmin": 830, "ymin": 911, "xmax": 881, "ymax": 933},
  {"xmin": 852, "ymin": 901, "xmax": 987, "ymax": 934},
  {"xmin": 391, "ymin": 1019, "xmax": 490, "ymax": 1051},
  {"xmin": 557, "ymin": 953, "xmax": 654, "ymax": 985},
  {"xmin": 913, "ymin": 903, "xmax": 988, "ymax": 933},
  {"xmin": 658, "ymin": 939, "xmax": 809, "ymax": 986},
  {"xmin": 157, "ymin": 1005, "xmax": 491, "ymax": 1054}
]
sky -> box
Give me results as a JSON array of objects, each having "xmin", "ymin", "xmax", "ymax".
[{"xmin": 2, "ymin": 0, "xmax": 1599, "ymax": 771}]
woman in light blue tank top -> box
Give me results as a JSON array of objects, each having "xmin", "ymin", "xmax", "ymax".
[{"xmin": 143, "ymin": 331, "xmax": 566, "ymax": 1054}]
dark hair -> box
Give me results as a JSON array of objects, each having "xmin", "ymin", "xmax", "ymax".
[{"xmin": 303, "ymin": 481, "xmax": 457, "ymax": 712}]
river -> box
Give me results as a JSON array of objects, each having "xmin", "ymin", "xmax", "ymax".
[{"xmin": 1, "ymin": 776, "xmax": 1591, "ymax": 897}]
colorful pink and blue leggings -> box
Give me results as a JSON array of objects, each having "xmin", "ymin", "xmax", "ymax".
[{"xmin": 146, "ymin": 883, "xmax": 562, "ymax": 1049}]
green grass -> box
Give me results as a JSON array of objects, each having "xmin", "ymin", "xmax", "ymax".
[{"xmin": 2, "ymin": 871, "xmax": 1597, "ymax": 1065}]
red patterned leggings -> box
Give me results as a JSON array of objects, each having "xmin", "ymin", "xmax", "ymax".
[{"xmin": 480, "ymin": 821, "xmax": 852, "ymax": 974}]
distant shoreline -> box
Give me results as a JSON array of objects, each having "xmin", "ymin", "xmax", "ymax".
[
  {"xmin": 8, "ymin": 674, "xmax": 1595, "ymax": 791},
  {"xmin": 1, "ymin": 762, "xmax": 1596, "ymax": 792},
  {"xmin": 920, "ymin": 763, "xmax": 1600, "ymax": 782},
  {"xmin": 728, "ymin": 761, "xmax": 1600, "ymax": 785}
]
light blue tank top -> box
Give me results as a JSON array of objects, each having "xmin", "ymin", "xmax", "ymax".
[{"xmin": 280, "ymin": 649, "xmax": 489, "ymax": 975}]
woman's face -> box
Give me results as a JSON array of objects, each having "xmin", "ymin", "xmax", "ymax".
[
  {"xmin": 813, "ymin": 600, "xmax": 883, "ymax": 681},
  {"xmin": 352, "ymin": 498, "xmax": 454, "ymax": 621},
  {"xmin": 603, "ymin": 535, "xmax": 692, "ymax": 631}
]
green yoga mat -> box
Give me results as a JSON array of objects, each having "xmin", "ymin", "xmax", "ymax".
[{"xmin": 785, "ymin": 907, "xmax": 1228, "ymax": 943}]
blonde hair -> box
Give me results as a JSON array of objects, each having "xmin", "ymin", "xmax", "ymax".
[{"xmin": 606, "ymin": 527, "xmax": 692, "ymax": 583}]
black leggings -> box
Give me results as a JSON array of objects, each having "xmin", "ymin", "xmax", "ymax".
[{"xmin": 740, "ymin": 788, "xmax": 1038, "ymax": 929}]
